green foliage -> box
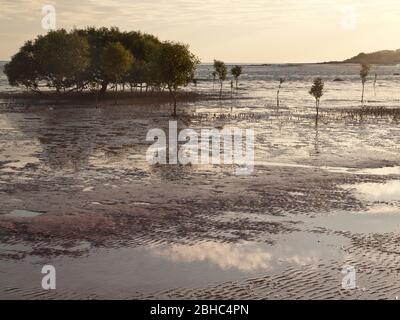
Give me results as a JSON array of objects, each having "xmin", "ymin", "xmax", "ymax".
[
  {"xmin": 154, "ymin": 41, "xmax": 199, "ymax": 115},
  {"xmin": 213, "ymin": 60, "xmax": 227, "ymax": 81},
  {"xmin": 155, "ymin": 42, "xmax": 199, "ymax": 90},
  {"xmin": 231, "ymin": 65, "xmax": 242, "ymax": 89},
  {"xmin": 309, "ymin": 78, "xmax": 324, "ymax": 121},
  {"xmin": 100, "ymin": 42, "xmax": 134, "ymax": 83},
  {"xmin": 128, "ymin": 60, "xmax": 150, "ymax": 89},
  {"xmin": 360, "ymin": 63, "xmax": 371, "ymax": 105},
  {"xmin": 35, "ymin": 29, "xmax": 90, "ymax": 91},
  {"xmin": 4, "ymin": 41, "xmax": 39, "ymax": 91},
  {"xmin": 75, "ymin": 27, "xmax": 161, "ymax": 92},
  {"xmin": 309, "ymin": 78, "xmax": 324, "ymax": 101},
  {"xmin": 360, "ymin": 63, "xmax": 371, "ymax": 84},
  {"xmin": 231, "ymin": 65, "xmax": 242, "ymax": 80},
  {"xmin": 213, "ymin": 60, "xmax": 227, "ymax": 97},
  {"xmin": 5, "ymin": 27, "xmax": 199, "ymax": 98},
  {"xmin": 5, "ymin": 30, "xmax": 90, "ymax": 92}
]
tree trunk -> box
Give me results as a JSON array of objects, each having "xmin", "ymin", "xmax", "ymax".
[
  {"xmin": 95, "ymin": 89, "xmax": 99, "ymax": 108},
  {"xmin": 361, "ymin": 83, "xmax": 365, "ymax": 105},
  {"xmin": 100, "ymin": 81, "xmax": 108, "ymax": 94},
  {"xmin": 219, "ymin": 81, "xmax": 223, "ymax": 98},
  {"xmin": 315, "ymin": 99, "xmax": 319, "ymax": 126},
  {"xmin": 277, "ymin": 89, "xmax": 280, "ymax": 109},
  {"xmin": 173, "ymin": 98, "xmax": 177, "ymax": 116},
  {"xmin": 114, "ymin": 83, "xmax": 117, "ymax": 105},
  {"xmin": 55, "ymin": 87, "xmax": 60, "ymax": 104},
  {"xmin": 169, "ymin": 87, "xmax": 177, "ymax": 116}
]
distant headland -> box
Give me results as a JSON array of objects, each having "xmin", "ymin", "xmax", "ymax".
[{"xmin": 322, "ymin": 49, "xmax": 400, "ymax": 65}]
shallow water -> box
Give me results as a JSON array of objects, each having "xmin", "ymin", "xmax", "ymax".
[
  {"xmin": 311, "ymin": 206, "xmax": 400, "ymax": 234},
  {"xmin": 345, "ymin": 180, "xmax": 400, "ymax": 202},
  {"xmin": 5, "ymin": 210, "xmax": 44, "ymax": 218},
  {"xmin": 0, "ymin": 231, "xmax": 349, "ymax": 299},
  {"xmin": 195, "ymin": 63, "xmax": 400, "ymax": 109},
  {"xmin": 3, "ymin": 63, "xmax": 400, "ymax": 108}
]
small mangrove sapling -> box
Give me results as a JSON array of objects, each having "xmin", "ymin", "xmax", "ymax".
[
  {"xmin": 277, "ymin": 78, "xmax": 285, "ymax": 109},
  {"xmin": 213, "ymin": 60, "xmax": 227, "ymax": 98},
  {"xmin": 231, "ymin": 65, "xmax": 242, "ymax": 90},
  {"xmin": 360, "ymin": 63, "xmax": 371, "ymax": 106},
  {"xmin": 309, "ymin": 78, "xmax": 324, "ymax": 124}
]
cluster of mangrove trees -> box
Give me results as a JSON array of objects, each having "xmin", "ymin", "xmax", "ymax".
[{"xmin": 4, "ymin": 27, "xmax": 200, "ymax": 115}]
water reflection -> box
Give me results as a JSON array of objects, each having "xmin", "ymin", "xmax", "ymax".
[
  {"xmin": 345, "ymin": 180, "xmax": 400, "ymax": 202},
  {"xmin": 153, "ymin": 242, "xmax": 273, "ymax": 272},
  {"xmin": 313, "ymin": 124, "xmax": 320, "ymax": 155},
  {"xmin": 5, "ymin": 209, "xmax": 44, "ymax": 218},
  {"xmin": 311, "ymin": 205, "xmax": 400, "ymax": 233},
  {"xmin": 151, "ymin": 232, "xmax": 347, "ymax": 273},
  {"xmin": 0, "ymin": 107, "xmax": 168, "ymax": 173},
  {"xmin": 2, "ymin": 100, "xmax": 400, "ymax": 185}
]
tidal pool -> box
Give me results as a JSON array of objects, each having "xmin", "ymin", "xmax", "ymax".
[{"xmin": 5, "ymin": 209, "xmax": 45, "ymax": 218}]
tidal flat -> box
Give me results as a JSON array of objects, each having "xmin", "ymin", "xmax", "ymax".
[{"xmin": 2, "ymin": 64, "xmax": 400, "ymax": 299}]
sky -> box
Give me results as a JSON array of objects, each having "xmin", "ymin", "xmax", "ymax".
[{"xmin": 0, "ymin": 0, "xmax": 399, "ymax": 63}]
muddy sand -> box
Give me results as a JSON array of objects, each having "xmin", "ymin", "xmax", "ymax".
[{"xmin": 1, "ymin": 97, "xmax": 400, "ymax": 299}]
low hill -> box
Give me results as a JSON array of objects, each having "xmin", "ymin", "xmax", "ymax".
[{"xmin": 342, "ymin": 49, "xmax": 400, "ymax": 64}]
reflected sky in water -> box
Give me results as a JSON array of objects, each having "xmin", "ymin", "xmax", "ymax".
[
  {"xmin": 0, "ymin": 231, "xmax": 349, "ymax": 299},
  {"xmin": 150, "ymin": 232, "xmax": 347, "ymax": 273},
  {"xmin": 345, "ymin": 180, "xmax": 400, "ymax": 202}
]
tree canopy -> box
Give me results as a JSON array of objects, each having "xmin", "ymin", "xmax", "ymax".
[
  {"xmin": 309, "ymin": 78, "xmax": 324, "ymax": 101},
  {"xmin": 100, "ymin": 42, "xmax": 134, "ymax": 85},
  {"xmin": 309, "ymin": 77, "xmax": 324, "ymax": 123},
  {"xmin": 213, "ymin": 60, "xmax": 227, "ymax": 82},
  {"xmin": 213, "ymin": 60, "xmax": 227, "ymax": 97},
  {"xmin": 4, "ymin": 27, "xmax": 199, "ymax": 96},
  {"xmin": 35, "ymin": 30, "xmax": 90, "ymax": 92},
  {"xmin": 360, "ymin": 63, "xmax": 371, "ymax": 105},
  {"xmin": 360, "ymin": 63, "xmax": 371, "ymax": 84},
  {"xmin": 154, "ymin": 41, "xmax": 199, "ymax": 115},
  {"xmin": 231, "ymin": 65, "xmax": 242, "ymax": 89}
]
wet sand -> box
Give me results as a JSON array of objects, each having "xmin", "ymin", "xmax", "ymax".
[{"xmin": 1, "ymin": 98, "xmax": 400, "ymax": 299}]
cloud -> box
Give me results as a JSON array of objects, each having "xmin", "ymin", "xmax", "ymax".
[
  {"xmin": 0, "ymin": 0, "xmax": 347, "ymax": 26},
  {"xmin": 2, "ymin": 0, "xmax": 400, "ymax": 30},
  {"xmin": 1, "ymin": 0, "xmax": 400, "ymax": 61}
]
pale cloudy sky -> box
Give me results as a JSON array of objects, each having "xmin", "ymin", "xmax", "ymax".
[{"xmin": 0, "ymin": 0, "xmax": 399, "ymax": 62}]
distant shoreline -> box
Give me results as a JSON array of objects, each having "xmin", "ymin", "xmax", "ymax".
[{"xmin": 1, "ymin": 61, "xmax": 399, "ymax": 68}]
